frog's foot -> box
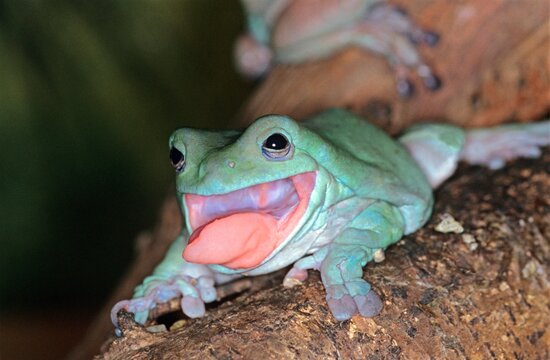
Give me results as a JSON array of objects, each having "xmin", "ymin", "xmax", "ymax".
[
  {"xmin": 356, "ymin": 3, "xmax": 441, "ymax": 97},
  {"xmin": 385, "ymin": 7, "xmax": 440, "ymax": 47},
  {"xmin": 110, "ymin": 298, "xmax": 152, "ymax": 335},
  {"xmin": 234, "ymin": 34, "xmax": 273, "ymax": 78},
  {"xmin": 110, "ymin": 274, "xmax": 216, "ymax": 333},
  {"xmin": 461, "ymin": 121, "xmax": 550, "ymax": 169},
  {"xmin": 325, "ymin": 282, "xmax": 383, "ymax": 321}
]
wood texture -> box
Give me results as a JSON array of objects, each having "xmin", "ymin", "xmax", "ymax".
[{"xmin": 239, "ymin": 0, "xmax": 549, "ymax": 133}]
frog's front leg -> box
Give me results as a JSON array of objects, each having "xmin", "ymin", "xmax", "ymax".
[
  {"xmin": 321, "ymin": 241, "xmax": 381, "ymax": 320},
  {"xmin": 320, "ymin": 202, "xmax": 405, "ymax": 320},
  {"xmin": 110, "ymin": 234, "xmax": 218, "ymax": 333}
]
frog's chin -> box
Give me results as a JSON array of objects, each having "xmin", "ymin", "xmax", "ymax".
[{"xmin": 182, "ymin": 171, "xmax": 316, "ymax": 270}]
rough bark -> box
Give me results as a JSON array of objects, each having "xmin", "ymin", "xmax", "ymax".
[
  {"xmin": 94, "ymin": 149, "xmax": 549, "ymax": 360},
  {"xmin": 238, "ymin": 0, "xmax": 549, "ymax": 133}
]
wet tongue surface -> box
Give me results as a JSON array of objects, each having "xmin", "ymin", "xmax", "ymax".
[{"xmin": 183, "ymin": 212, "xmax": 279, "ymax": 269}]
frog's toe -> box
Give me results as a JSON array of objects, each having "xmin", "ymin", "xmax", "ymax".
[
  {"xmin": 326, "ymin": 284, "xmax": 359, "ymax": 320},
  {"xmin": 354, "ymin": 290, "xmax": 383, "ymax": 317},
  {"xmin": 110, "ymin": 297, "xmax": 154, "ymax": 329},
  {"xmin": 283, "ymin": 267, "xmax": 309, "ymax": 288},
  {"xmin": 234, "ymin": 34, "xmax": 273, "ymax": 78},
  {"xmin": 198, "ymin": 286, "xmax": 217, "ymax": 303},
  {"xmin": 197, "ymin": 276, "xmax": 217, "ymax": 302},
  {"xmin": 110, "ymin": 300, "xmax": 130, "ymax": 328},
  {"xmin": 421, "ymin": 30, "xmax": 440, "ymax": 47},
  {"xmin": 327, "ymin": 294, "xmax": 357, "ymax": 321},
  {"xmin": 181, "ymin": 296, "xmax": 206, "ymax": 319},
  {"xmin": 422, "ymin": 73, "xmax": 442, "ymax": 91},
  {"xmin": 417, "ymin": 65, "xmax": 442, "ymax": 91},
  {"xmin": 393, "ymin": 6, "xmax": 408, "ymax": 16},
  {"xmin": 396, "ymin": 77, "xmax": 415, "ymax": 98}
]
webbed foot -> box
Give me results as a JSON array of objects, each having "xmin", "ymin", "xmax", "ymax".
[
  {"xmin": 461, "ymin": 121, "xmax": 550, "ymax": 169},
  {"xmin": 360, "ymin": 4, "xmax": 442, "ymax": 97},
  {"xmin": 110, "ymin": 274, "xmax": 217, "ymax": 334}
]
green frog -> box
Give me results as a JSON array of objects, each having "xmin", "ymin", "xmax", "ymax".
[{"xmin": 112, "ymin": 109, "xmax": 549, "ymax": 332}]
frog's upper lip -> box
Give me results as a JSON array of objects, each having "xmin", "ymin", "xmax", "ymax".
[{"xmin": 182, "ymin": 171, "xmax": 316, "ymax": 269}]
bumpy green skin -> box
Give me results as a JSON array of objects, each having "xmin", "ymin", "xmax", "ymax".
[{"xmin": 111, "ymin": 109, "xmax": 469, "ymax": 327}]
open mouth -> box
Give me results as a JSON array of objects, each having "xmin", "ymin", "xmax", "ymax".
[{"xmin": 182, "ymin": 172, "xmax": 316, "ymax": 269}]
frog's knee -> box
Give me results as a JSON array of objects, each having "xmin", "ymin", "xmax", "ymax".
[{"xmin": 399, "ymin": 124, "xmax": 465, "ymax": 188}]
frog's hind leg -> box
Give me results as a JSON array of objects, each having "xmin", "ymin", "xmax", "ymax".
[
  {"xmin": 399, "ymin": 124, "xmax": 466, "ymax": 188},
  {"xmin": 400, "ymin": 120, "xmax": 550, "ymax": 188},
  {"xmin": 460, "ymin": 120, "xmax": 550, "ymax": 169}
]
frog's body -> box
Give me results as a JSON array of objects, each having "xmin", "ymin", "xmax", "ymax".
[
  {"xmin": 112, "ymin": 109, "xmax": 549, "ymax": 329},
  {"xmin": 297, "ymin": 111, "xmax": 434, "ymax": 235}
]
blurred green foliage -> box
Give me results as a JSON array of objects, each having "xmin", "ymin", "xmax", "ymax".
[{"xmin": 0, "ymin": 0, "xmax": 252, "ymax": 310}]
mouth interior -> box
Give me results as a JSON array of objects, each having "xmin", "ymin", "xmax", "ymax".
[{"xmin": 182, "ymin": 172, "xmax": 316, "ymax": 269}]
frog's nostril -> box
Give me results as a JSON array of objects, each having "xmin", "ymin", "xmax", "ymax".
[{"xmin": 169, "ymin": 147, "xmax": 185, "ymax": 172}]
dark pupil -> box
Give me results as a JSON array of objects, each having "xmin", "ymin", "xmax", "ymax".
[
  {"xmin": 264, "ymin": 133, "xmax": 288, "ymax": 150},
  {"xmin": 169, "ymin": 147, "xmax": 184, "ymax": 166}
]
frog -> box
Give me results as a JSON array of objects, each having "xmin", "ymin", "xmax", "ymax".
[
  {"xmin": 111, "ymin": 109, "xmax": 549, "ymax": 332},
  {"xmin": 234, "ymin": 0, "xmax": 441, "ymax": 97}
]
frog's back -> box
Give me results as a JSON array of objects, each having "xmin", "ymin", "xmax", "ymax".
[{"xmin": 302, "ymin": 109, "xmax": 433, "ymax": 233}]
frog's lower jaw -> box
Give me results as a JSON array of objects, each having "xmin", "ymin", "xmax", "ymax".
[{"xmin": 182, "ymin": 172, "xmax": 316, "ymax": 270}]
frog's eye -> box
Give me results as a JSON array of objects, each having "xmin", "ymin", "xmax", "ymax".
[
  {"xmin": 262, "ymin": 133, "xmax": 293, "ymax": 160},
  {"xmin": 169, "ymin": 147, "xmax": 186, "ymax": 172}
]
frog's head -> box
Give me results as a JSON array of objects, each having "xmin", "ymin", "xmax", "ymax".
[{"xmin": 168, "ymin": 115, "xmax": 324, "ymax": 273}]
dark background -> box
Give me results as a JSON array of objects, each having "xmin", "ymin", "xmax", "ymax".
[{"xmin": 0, "ymin": 1, "xmax": 252, "ymax": 358}]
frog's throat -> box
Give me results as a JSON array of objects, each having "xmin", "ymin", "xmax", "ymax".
[{"xmin": 182, "ymin": 171, "xmax": 316, "ymax": 269}]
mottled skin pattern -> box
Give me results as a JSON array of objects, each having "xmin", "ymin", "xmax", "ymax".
[
  {"xmin": 235, "ymin": 0, "xmax": 441, "ymax": 97},
  {"xmin": 111, "ymin": 110, "xmax": 549, "ymax": 332}
]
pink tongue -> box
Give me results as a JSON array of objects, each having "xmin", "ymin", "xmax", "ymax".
[{"xmin": 183, "ymin": 212, "xmax": 278, "ymax": 269}]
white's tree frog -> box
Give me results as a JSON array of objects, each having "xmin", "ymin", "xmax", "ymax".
[{"xmin": 112, "ymin": 109, "xmax": 549, "ymax": 331}]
